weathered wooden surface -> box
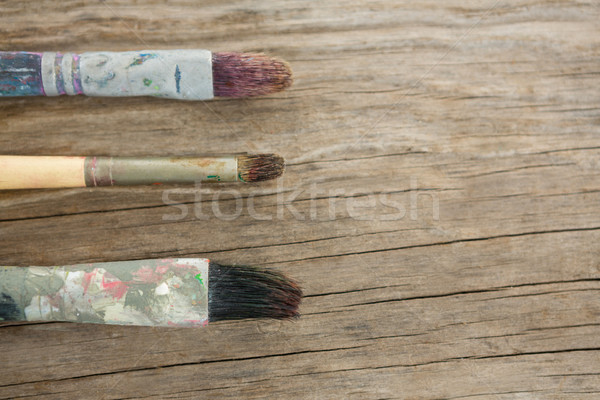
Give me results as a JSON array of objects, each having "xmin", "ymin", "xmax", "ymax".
[{"xmin": 0, "ymin": 0, "xmax": 599, "ymax": 398}]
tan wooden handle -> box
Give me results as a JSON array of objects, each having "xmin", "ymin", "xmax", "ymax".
[{"xmin": 0, "ymin": 156, "xmax": 86, "ymax": 190}]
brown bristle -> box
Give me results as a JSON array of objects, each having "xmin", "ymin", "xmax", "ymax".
[
  {"xmin": 238, "ymin": 154, "xmax": 285, "ymax": 182},
  {"xmin": 212, "ymin": 52, "xmax": 293, "ymax": 97},
  {"xmin": 208, "ymin": 263, "xmax": 302, "ymax": 322}
]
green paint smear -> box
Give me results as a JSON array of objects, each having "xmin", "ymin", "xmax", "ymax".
[
  {"xmin": 194, "ymin": 273, "xmax": 204, "ymax": 286},
  {"xmin": 143, "ymin": 78, "xmax": 152, "ymax": 86}
]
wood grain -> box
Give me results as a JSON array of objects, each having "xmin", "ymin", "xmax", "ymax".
[{"xmin": 0, "ymin": 0, "xmax": 599, "ymax": 399}]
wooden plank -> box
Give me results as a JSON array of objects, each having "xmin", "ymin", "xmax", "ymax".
[{"xmin": 0, "ymin": 0, "xmax": 599, "ymax": 398}]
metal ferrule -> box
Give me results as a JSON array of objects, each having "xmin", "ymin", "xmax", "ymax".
[{"xmin": 83, "ymin": 156, "xmax": 239, "ymax": 186}]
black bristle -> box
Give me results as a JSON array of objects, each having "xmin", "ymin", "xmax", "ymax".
[
  {"xmin": 0, "ymin": 293, "xmax": 22, "ymax": 321},
  {"xmin": 208, "ymin": 263, "xmax": 302, "ymax": 322}
]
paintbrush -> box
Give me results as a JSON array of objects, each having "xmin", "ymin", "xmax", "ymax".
[
  {"xmin": 0, "ymin": 154, "xmax": 284, "ymax": 189},
  {"xmin": 0, "ymin": 50, "xmax": 292, "ymax": 100},
  {"xmin": 0, "ymin": 258, "xmax": 301, "ymax": 327}
]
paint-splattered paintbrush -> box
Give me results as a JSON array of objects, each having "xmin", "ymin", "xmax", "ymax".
[
  {"xmin": 0, "ymin": 154, "xmax": 284, "ymax": 189},
  {"xmin": 0, "ymin": 50, "xmax": 292, "ymax": 100},
  {"xmin": 0, "ymin": 258, "xmax": 302, "ymax": 327}
]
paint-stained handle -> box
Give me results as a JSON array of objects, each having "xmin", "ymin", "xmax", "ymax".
[
  {"xmin": 0, "ymin": 52, "xmax": 45, "ymax": 96},
  {"xmin": 0, "ymin": 259, "xmax": 210, "ymax": 327},
  {"xmin": 0, "ymin": 156, "xmax": 86, "ymax": 190},
  {"xmin": 0, "ymin": 50, "xmax": 214, "ymax": 100}
]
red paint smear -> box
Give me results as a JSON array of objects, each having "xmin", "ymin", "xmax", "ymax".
[
  {"xmin": 132, "ymin": 266, "xmax": 162, "ymax": 284},
  {"xmin": 174, "ymin": 262, "xmax": 197, "ymax": 270},
  {"xmin": 47, "ymin": 292, "xmax": 63, "ymax": 308},
  {"xmin": 155, "ymin": 264, "xmax": 170, "ymax": 275},
  {"xmin": 184, "ymin": 319, "xmax": 208, "ymax": 327},
  {"xmin": 82, "ymin": 271, "xmax": 96, "ymax": 294},
  {"xmin": 101, "ymin": 275, "xmax": 129, "ymax": 300}
]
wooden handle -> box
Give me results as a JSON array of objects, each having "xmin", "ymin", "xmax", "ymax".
[{"xmin": 0, "ymin": 156, "xmax": 86, "ymax": 190}]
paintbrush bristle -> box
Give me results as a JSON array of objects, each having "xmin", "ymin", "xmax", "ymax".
[
  {"xmin": 238, "ymin": 153, "xmax": 285, "ymax": 182},
  {"xmin": 208, "ymin": 263, "xmax": 302, "ymax": 322},
  {"xmin": 212, "ymin": 52, "xmax": 293, "ymax": 97}
]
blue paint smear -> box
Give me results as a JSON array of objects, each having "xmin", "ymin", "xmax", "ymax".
[
  {"xmin": 0, "ymin": 52, "xmax": 44, "ymax": 96},
  {"xmin": 175, "ymin": 65, "xmax": 181, "ymax": 94},
  {"xmin": 128, "ymin": 53, "xmax": 157, "ymax": 68}
]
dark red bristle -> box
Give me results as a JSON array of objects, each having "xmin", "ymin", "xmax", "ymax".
[
  {"xmin": 212, "ymin": 52, "xmax": 293, "ymax": 98},
  {"xmin": 238, "ymin": 154, "xmax": 285, "ymax": 182}
]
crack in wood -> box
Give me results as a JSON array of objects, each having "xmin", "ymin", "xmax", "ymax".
[
  {"xmin": 0, "ymin": 345, "xmax": 368, "ymax": 389},
  {"xmin": 342, "ymin": 278, "xmax": 600, "ymax": 308},
  {"xmin": 260, "ymin": 226, "xmax": 600, "ymax": 265}
]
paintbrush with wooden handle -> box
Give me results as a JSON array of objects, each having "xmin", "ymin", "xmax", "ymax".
[{"xmin": 0, "ymin": 154, "xmax": 285, "ymax": 189}]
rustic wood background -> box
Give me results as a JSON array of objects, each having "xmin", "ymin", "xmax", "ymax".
[{"xmin": 1, "ymin": 1, "xmax": 599, "ymax": 399}]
